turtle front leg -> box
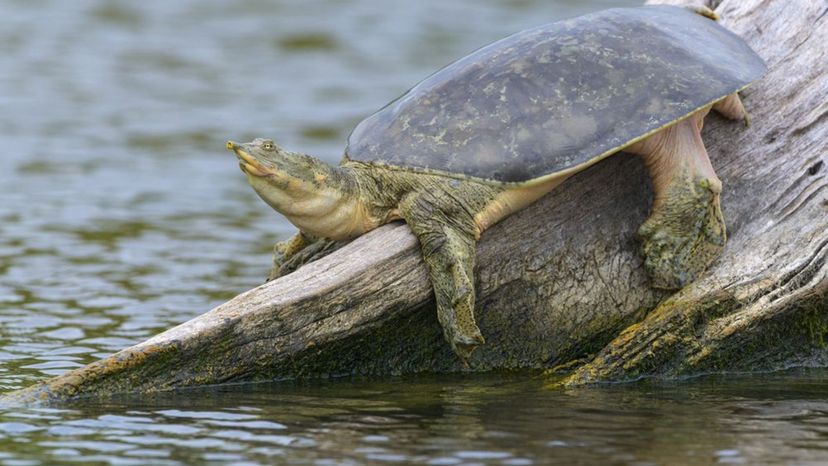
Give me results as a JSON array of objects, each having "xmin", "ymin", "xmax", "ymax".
[
  {"xmin": 268, "ymin": 231, "xmax": 312, "ymax": 281},
  {"xmin": 400, "ymin": 195, "xmax": 485, "ymax": 365},
  {"xmin": 627, "ymin": 108, "xmax": 726, "ymax": 289},
  {"xmin": 267, "ymin": 231, "xmax": 345, "ymax": 281}
]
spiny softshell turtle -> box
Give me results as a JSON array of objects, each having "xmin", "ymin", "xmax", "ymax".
[{"xmin": 226, "ymin": 5, "xmax": 766, "ymax": 363}]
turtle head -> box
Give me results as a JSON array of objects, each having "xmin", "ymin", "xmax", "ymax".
[
  {"xmin": 226, "ymin": 138, "xmax": 366, "ymax": 240},
  {"xmin": 227, "ymin": 138, "xmax": 312, "ymax": 182}
]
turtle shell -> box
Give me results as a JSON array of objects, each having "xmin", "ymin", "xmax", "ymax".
[{"xmin": 344, "ymin": 5, "xmax": 766, "ymax": 183}]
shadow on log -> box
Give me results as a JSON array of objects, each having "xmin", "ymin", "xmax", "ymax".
[{"xmin": 3, "ymin": 0, "xmax": 826, "ymax": 404}]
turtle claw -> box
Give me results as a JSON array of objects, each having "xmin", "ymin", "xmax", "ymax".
[
  {"xmin": 639, "ymin": 176, "xmax": 726, "ymax": 289},
  {"xmin": 267, "ymin": 233, "xmax": 310, "ymax": 281},
  {"xmin": 267, "ymin": 233, "xmax": 346, "ymax": 281},
  {"xmin": 451, "ymin": 333, "xmax": 486, "ymax": 368},
  {"xmin": 442, "ymin": 282, "xmax": 486, "ymax": 365}
]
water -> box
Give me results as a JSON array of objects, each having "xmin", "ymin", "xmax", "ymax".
[
  {"xmin": 2, "ymin": 0, "xmax": 826, "ymax": 464},
  {"xmin": 3, "ymin": 371, "xmax": 828, "ymax": 465}
]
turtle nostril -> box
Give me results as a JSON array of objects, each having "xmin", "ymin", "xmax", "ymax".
[{"xmin": 226, "ymin": 141, "xmax": 235, "ymax": 151}]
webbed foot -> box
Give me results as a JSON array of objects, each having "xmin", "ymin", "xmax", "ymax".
[
  {"xmin": 638, "ymin": 175, "xmax": 726, "ymax": 289},
  {"xmin": 267, "ymin": 232, "xmax": 346, "ymax": 281},
  {"xmin": 444, "ymin": 263, "xmax": 486, "ymax": 366},
  {"xmin": 400, "ymin": 195, "xmax": 486, "ymax": 364},
  {"xmin": 627, "ymin": 109, "xmax": 730, "ymax": 290}
]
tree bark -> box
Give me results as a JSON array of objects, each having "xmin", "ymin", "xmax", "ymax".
[{"xmin": 3, "ymin": 0, "xmax": 826, "ymax": 405}]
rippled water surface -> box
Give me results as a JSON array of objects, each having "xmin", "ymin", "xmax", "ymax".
[
  {"xmin": 3, "ymin": 371, "xmax": 828, "ymax": 465},
  {"xmin": 3, "ymin": 0, "xmax": 826, "ymax": 464}
]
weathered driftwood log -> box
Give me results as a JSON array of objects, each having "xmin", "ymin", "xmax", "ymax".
[{"xmin": 3, "ymin": 0, "xmax": 826, "ymax": 404}]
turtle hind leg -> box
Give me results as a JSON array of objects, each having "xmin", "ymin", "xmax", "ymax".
[
  {"xmin": 399, "ymin": 194, "xmax": 485, "ymax": 365},
  {"xmin": 627, "ymin": 108, "xmax": 726, "ymax": 290},
  {"xmin": 713, "ymin": 93, "xmax": 750, "ymax": 127},
  {"xmin": 685, "ymin": 5, "xmax": 720, "ymax": 21}
]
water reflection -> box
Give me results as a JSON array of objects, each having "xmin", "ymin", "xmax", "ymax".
[{"xmin": 2, "ymin": 372, "xmax": 828, "ymax": 465}]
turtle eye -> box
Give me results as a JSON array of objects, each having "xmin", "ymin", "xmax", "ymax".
[{"xmin": 262, "ymin": 140, "xmax": 274, "ymax": 150}]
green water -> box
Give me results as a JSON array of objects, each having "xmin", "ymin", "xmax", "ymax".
[{"xmin": 2, "ymin": 0, "xmax": 826, "ymax": 464}]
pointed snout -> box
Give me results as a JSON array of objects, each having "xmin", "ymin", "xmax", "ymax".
[
  {"xmin": 226, "ymin": 140, "xmax": 272, "ymax": 177},
  {"xmin": 226, "ymin": 140, "xmax": 254, "ymax": 163},
  {"xmin": 226, "ymin": 140, "xmax": 249, "ymax": 162}
]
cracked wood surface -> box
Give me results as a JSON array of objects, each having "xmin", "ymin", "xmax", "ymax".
[
  {"xmin": 3, "ymin": 0, "xmax": 826, "ymax": 404},
  {"xmin": 562, "ymin": 0, "xmax": 828, "ymax": 384}
]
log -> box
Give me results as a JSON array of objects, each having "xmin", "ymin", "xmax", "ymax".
[{"xmin": 3, "ymin": 0, "xmax": 826, "ymax": 405}]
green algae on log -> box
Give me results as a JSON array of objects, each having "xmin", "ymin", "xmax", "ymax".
[{"xmin": 3, "ymin": 0, "xmax": 827, "ymax": 404}]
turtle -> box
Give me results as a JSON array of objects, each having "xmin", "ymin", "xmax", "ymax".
[{"xmin": 226, "ymin": 5, "xmax": 766, "ymax": 364}]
